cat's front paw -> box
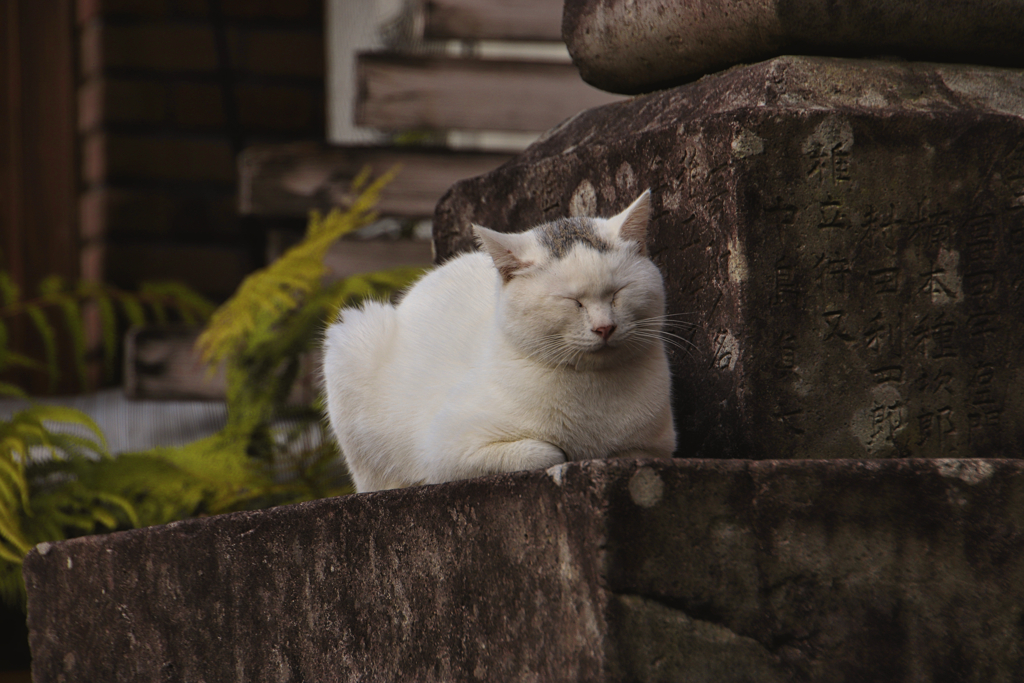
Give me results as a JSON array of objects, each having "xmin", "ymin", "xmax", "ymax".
[
  {"xmin": 427, "ymin": 438, "xmax": 567, "ymax": 484},
  {"xmin": 519, "ymin": 440, "xmax": 567, "ymax": 470},
  {"xmin": 471, "ymin": 438, "xmax": 566, "ymax": 476}
]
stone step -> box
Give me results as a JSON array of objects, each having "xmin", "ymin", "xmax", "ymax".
[
  {"xmin": 563, "ymin": 0, "xmax": 1024, "ymax": 94},
  {"xmin": 434, "ymin": 56, "xmax": 1024, "ymax": 461},
  {"xmin": 24, "ymin": 458, "xmax": 1024, "ymax": 681}
]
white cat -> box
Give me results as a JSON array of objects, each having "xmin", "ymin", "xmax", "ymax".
[{"xmin": 322, "ymin": 190, "xmax": 675, "ymax": 493}]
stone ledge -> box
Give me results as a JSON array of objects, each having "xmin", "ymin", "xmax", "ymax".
[
  {"xmin": 563, "ymin": 0, "xmax": 1024, "ymax": 94},
  {"xmin": 25, "ymin": 458, "xmax": 1024, "ymax": 682}
]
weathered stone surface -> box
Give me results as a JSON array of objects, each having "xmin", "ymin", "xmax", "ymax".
[
  {"xmin": 434, "ymin": 56, "xmax": 1024, "ymax": 461},
  {"xmin": 26, "ymin": 473, "xmax": 607, "ymax": 681},
  {"xmin": 563, "ymin": 0, "xmax": 1024, "ymax": 94},
  {"xmin": 25, "ymin": 458, "xmax": 1024, "ymax": 681}
]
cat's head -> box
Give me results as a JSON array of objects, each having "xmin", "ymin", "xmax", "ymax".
[{"xmin": 473, "ymin": 190, "xmax": 666, "ymax": 370}]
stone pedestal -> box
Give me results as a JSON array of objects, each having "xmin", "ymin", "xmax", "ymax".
[
  {"xmin": 434, "ymin": 56, "xmax": 1024, "ymax": 461},
  {"xmin": 562, "ymin": 0, "xmax": 1024, "ymax": 94},
  {"xmin": 25, "ymin": 458, "xmax": 1024, "ymax": 682}
]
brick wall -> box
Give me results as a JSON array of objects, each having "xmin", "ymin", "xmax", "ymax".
[{"xmin": 77, "ymin": 0, "xmax": 325, "ymax": 300}]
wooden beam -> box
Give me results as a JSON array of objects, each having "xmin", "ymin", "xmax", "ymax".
[
  {"xmin": 239, "ymin": 143, "xmax": 513, "ymax": 218},
  {"xmin": 0, "ymin": 0, "xmax": 80, "ymax": 394},
  {"xmin": 356, "ymin": 53, "xmax": 624, "ymax": 133},
  {"xmin": 422, "ymin": 0, "xmax": 564, "ymax": 41},
  {"xmin": 123, "ymin": 326, "xmax": 228, "ymax": 401},
  {"xmin": 123, "ymin": 318, "xmax": 325, "ymax": 404},
  {"xmin": 1, "ymin": 0, "xmax": 78, "ymax": 286},
  {"xmin": 323, "ymin": 239, "xmax": 433, "ymax": 277},
  {"xmin": 124, "ymin": 324, "xmax": 320, "ymax": 405}
]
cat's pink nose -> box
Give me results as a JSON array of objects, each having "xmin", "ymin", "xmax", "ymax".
[{"xmin": 593, "ymin": 324, "xmax": 616, "ymax": 341}]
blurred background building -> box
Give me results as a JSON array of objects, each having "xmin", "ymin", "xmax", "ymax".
[{"xmin": 2, "ymin": 0, "xmax": 618, "ymax": 395}]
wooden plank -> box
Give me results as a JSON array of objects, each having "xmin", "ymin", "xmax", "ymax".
[
  {"xmin": 422, "ymin": 0, "xmax": 564, "ymax": 41},
  {"xmin": 123, "ymin": 326, "xmax": 227, "ymax": 401},
  {"xmin": 321, "ymin": 239, "xmax": 433, "ymax": 279},
  {"xmin": 239, "ymin": 143, "xmax": 513, "ymax": 218},
  {"xmin": 124, "ymin": 325, "xmax": 320, "ymax": 404},
  {"xmin": 267, "ymin": 233, "xmax": 435, "ymax": 279},
  {"xmin": 356, "ymin": 53, "xmax": 624, "ymax": 133},
  {"xmin": 1, "ymin": 0, "xmax": 79, "ymax": 286}
]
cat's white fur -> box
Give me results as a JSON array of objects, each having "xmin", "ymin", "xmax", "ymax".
[{"xmin": 323, "ymin": 191, "xmax": 675, "ymax": 492}]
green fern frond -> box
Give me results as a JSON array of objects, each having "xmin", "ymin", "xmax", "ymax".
[
  {"xmin": 24, "ymin": 304, "xmax": 58, "ymax": 389},
  {"xmin": 119, "ymin": 295, "xmax": 146, "ymax": 328},
  {"xmin": 196, "ymin": 166, "xmax": 398, "ymax": 366},
  {"xmin": 0, "ymin": 519, "xmax": 30, "ymax": 559},
  {"xmin": 25, "ymin": 482, "xmax": 135, "ymax": 536},
  {"xmin": 0, "ymin": 454, "xmax": 28, "ymax": 511},
  {"xmin": 21, "ymin": 405, "xmax": 109, "ymax": 456},
  {"xmin": 139, "ymin": 282, "xmax": 216, "ymax": 324},
  {"xmin": 0, "ymin": 539, "xmax": 25, "ymax": 566},
  {"xmin": 0, "ymin": 272, "xmax": 17, "ymax": 307},
  {"xmin": 37, "ymin": 275, "xmax": 64, "ymax": 297},
  {"xmin": 0, "ymin": 351, "xmax": 42, "ymax": 372},
  {"xmin": 9, "ymin": 421, "xmax": 49, "ymax": 457},
  {"xmin": 0, "ymin": 271, "xmax": 215, "ymax": 605},
  {"xmin": 67, "ymin": 445, "xmax": 249, "ymax": 528},
  {"xmin": 90, "ymin": 490, "xmax": 140, "ymax": 528},
  {"xmin": 0, "ymin": 402, "xmax": 136, "ymax": 605},
  {"xmin": 0, "ymin": 404, "xmax": 109, "ymax": 518},
  {"xmin": 0, "ymin": 466, "xmax": 19, "ymax": 509},
  {"xmin": 151, "ymin": 299, "xmax": 169, "ymax": 324},
  {"xmin": 0, "ymin": 321, "xmax": 29, "ymax": 377},
  {"xmin": 54, "ymin": 295, "xmax": 88, "ymax": 389},
  {"xmin": 2, "ymin": 275, "xmax": 215, "ymax": 391},
  {"xmin": 95, "ymin": 293, "xmax": 118, "ymax": 380},
  {"xmin": 0, "ymin": 383, "xmax": 24, "ymax": 398}
]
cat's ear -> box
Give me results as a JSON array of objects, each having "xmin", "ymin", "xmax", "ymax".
[
  {"xmin": 608, "ymin": 190, "xmax": 651, "ymax": 255},
  {"xmin": 474, "ymin": 225, "xmax": 534, "ymax": 283}
]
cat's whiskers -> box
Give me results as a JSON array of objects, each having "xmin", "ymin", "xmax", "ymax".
[
  {"xmin": 625, "ymin": 324, "xmax": 701, "ymax": 362},
  {"xmin": 633, "ymin": 325, "xmax": 698, "ymax": 346},
  {"xmin": 531, "ymin": 333, "xmax": 582, "ymax": 368},
  {"xmin": 646, "ymin": 328, "xmax": 700, "ymax": 351},
  {"xmin": 636, "ymin": 313, "xmax": 701, "ymax": 331},
  {"xmin": 553, "ymin": 346, "xmax": 583, "ymax": 369},
  {"xmin": 634, "ymin": 317, "xmax": 701, "ymax": 339},
  {"xmin": 639, "ymin": 312, "xmax": 699, "ymax": 321}
]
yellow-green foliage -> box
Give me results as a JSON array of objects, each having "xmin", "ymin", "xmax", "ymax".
[
  {"xmin": 0, "ymin": 405, "xmax": 125, "ymax": 605},
  {"xmin": 0, "ymin": 168, "xmax": 430, "ymax": 607},
  {"xmin": 0, "ymin": 273, "xmax": 214, "ymax": 391},
  {"xmin": 198, "ymin": 166, "xmax": 402, "ymax": 366},
  {"xmin": 0, "ymin": 275, "xmax": 216, "ymax": 606}
]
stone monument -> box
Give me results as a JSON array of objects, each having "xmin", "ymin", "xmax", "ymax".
[
  {"xmin": 435, "ymin": 57, "xmax": 1024, "ymax": 463},
  {"xmin": 24, "ymin": 0, "xmax": 1024, "ymax": 680}
]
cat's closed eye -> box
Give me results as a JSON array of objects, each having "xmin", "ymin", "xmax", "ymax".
[{"xmin": 561, "ymin": 296, "xmax": 583, "ymax": 308}]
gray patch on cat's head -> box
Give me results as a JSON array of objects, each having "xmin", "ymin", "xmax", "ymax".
[{"xmin": 537, "ymin": 217, "xmax": 610, "ymax": 259}]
